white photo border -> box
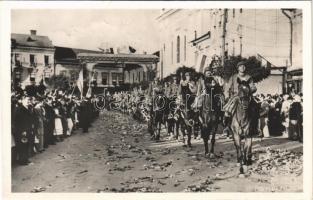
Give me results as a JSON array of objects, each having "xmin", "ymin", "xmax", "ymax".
[{"xmin": 0, "ymin": 1, "xmax": 312, "ymax": 200}]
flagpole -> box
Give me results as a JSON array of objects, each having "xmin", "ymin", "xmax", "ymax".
[{"xmin": 70, "ymin": 84, "xmax": 76, "ymax": 96}]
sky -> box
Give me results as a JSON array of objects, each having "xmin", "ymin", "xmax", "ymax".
[{"xmin": 11, "ymin": 9, "xmax": 161, "ymax": 54}]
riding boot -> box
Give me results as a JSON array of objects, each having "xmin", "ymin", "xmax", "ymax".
[{"xmin": 223, "ymin": 113, "xmax": 231, "ymax": 127}]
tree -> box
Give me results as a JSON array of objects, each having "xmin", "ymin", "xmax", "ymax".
[{"xmin": 223, "ymin": 55, "xmax": 271, "ymax": 83}]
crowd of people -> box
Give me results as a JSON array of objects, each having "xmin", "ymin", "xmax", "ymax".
[
  {"xmin": 255, "ymin": 92, "xmax": 303, "ymax": 141},
  {"xmin": 11, "ymin": 84, "xmax": 99, "ymax": 166},
  {"xmin": 98, "ymin": 65, "xmax": 303, "ymax": 143},
  {"xmin": 11, "ymin": 62, "xmax": 303, "ymax": 165}
]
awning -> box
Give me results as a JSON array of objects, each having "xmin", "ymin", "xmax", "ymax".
[{"xmin": 287, "ymin": 66, "xmax": 302, "ymax": 72}]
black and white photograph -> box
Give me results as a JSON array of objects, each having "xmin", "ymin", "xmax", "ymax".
[{"xmin": 1, "ymin": 1, "xmax": 312, "ymax": 198}]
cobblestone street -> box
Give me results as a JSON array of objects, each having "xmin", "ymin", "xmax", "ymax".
[{"xmin": 12, "ymin": 111, "xmax": 303, "ymax": 193}]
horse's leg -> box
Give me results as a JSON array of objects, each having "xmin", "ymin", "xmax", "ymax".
[
  {"xmin": 167, "ymin": 119, "xmax": 171, "ymax": 136},
  {"xmin": 202, "ymin": 127, "xmax": 209, "ymax": 155},
  {"xmin": 209, "ymin": 123, "xmax": 217, "ymax": 155},
  {"xmin": 181, "ymin": 122, "xmax": 186, "ymax": 144},
  {"xmin": 245, "ymin": 136, "xmax": 253, "ymax": 165},
  {"xmin": 233, "ymin": 131, "xmax": 243, "ymax": 174},
  {"xmin": 187, "ymin": 125, "xmax": 192, "ymax": 147},
  {"xmin": 175, "ymin": 121, "xmax": 179, "ymax": 140}
]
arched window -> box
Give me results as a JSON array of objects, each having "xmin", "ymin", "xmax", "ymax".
[{"xmin": 177, "ymin": 36, "xmax": 180, "ymax": 63}]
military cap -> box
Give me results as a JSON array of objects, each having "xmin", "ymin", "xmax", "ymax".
[{"xmin": 236, "ymin": 61, "xmax": 247, "ymax": 68}]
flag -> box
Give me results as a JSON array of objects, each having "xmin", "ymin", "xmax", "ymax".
[
  {"xmin": 77, "ymin": 69, "xmax": 84, "ymax": 98},
  {"xmin": 195, "ymin": 53, "xmax": 208, "ymax": 73},
  {"xmin": 86, "ymin": 86, "xmax": 92, "ymax": 98},
  {"xmin": 129, "ymin": 46, "xmax": 136, "ymax": 53}
]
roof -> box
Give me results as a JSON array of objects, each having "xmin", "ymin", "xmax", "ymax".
[
  {"xmin": 11, "ymin": 33, "xmax": 54, "ymax": 49},
  {"xmin": 77, "ymin": 53, "xmax": 159, "ymax": 63},
  {"xmin": 287, "ymin": 66, "xmax": 303, "ymax": 73},
  {"xmin": 54, "ymin": 46, "xmax": 102, "ymax": 62}
]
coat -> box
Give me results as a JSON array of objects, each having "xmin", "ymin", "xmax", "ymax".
[{"xmin": 13, "ymin": 105, "xmax": 35, "ymax": 142}]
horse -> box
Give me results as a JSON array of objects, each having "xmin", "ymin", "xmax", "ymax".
[
  {"xmin": 228, "ymin": 80, "xmax": 257, "ymax": 174},
  {"xmin": 199, "ymin": 77, "xmax": 222, "ymax": 156},
  {"xmin": 150, "ymin": 94, "xmax": 167, "ymax": 141},
  {"xmin": 166, "ymin": 96, "xmax": 178, "ymax": 139}
]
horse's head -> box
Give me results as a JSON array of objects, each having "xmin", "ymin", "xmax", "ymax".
[{"xmin": 237, "ymin": 79, "xmax": 251, "ymax": 110}]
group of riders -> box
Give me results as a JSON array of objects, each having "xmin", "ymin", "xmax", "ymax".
[
  {"xmin": 105, "ymin": 60, "xmax": 259, "ymax": 174},
  {"xmin": 145, "ymin": 60, "xmax": 259, "ymax": 173}
]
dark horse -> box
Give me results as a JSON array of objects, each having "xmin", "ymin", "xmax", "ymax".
[
  {"xmin": 199, "ymin": 77, "xmax": 223, "ymax": 156},
  {"xmin": 150, "ymin": 94, "xmax": 167, "ymax": 141},
  {"xmin": 229, "ymin": 80, "xmax": 258, "ymax": 174}
]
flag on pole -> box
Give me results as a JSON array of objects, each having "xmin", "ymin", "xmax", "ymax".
[
  {"xmin": 77, "ymin": 69, "xmax": 84, "ymax": 98},
  {"xmin": 86, "ymin": 70, "xmax": 96, "ymax": 98},
  {"xmin": 195, "ymin": 53, "xmax": 208, "ymax": 73},
  {"xmin": 86, "ymin": 86, "xmax": 92, "ymax": 98},
  {"xmin": 129, "ymin": 46, "xmax": 136, "ymax": 53}
]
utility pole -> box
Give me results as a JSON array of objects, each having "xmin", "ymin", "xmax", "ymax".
[
  {"xmin": 221, "ymin": 9, "xmax": 228, "ymax": 66},
  {"xmin": 282, "ymin": 9, "xmax": 293, "ymax": 66}
]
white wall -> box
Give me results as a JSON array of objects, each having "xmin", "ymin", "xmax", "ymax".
[
  {"xmin": 12, "ymin": 49, "xmax": 54, "ymax": 87},
  {"xmin": 158, "ymin": 9, "xmax": 291, "ymax": 78},
  {"xmin": 256, "ymin": 75, "xmax": 283, "ymax": 95}
]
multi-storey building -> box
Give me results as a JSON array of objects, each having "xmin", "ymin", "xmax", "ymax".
[
  {"xmin": 11, "ymin": 30, "xmax": 55, "ymax": 88},
  {"xmin": 157, "ymin": 9, "xmax": 299, "ymax": 94},
  {"xmin": 55, "ymin": 46, "xmax": 158, "ymax": 94}
]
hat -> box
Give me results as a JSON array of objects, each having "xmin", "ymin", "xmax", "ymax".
[{"xmin": 236, "ymin": 61, "xmax": 247, "ymax": 68}]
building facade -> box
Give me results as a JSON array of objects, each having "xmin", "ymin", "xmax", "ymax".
[
  {"xmin": 11, "ymin": 30, "xmax": 55, "ymax": 88},
  {"xmin": 156, "ymin": 9, "xmax": 298, "ymax": 94},
  {"xmin": 77, "ymin": 53, "xmax": 158, "ymax": 89},
  {"xmin": 54, "ymin": 46, "xmax": 103, "ymax": 86},
  {"xmin": 284, "ymin": 9, "xmax": 303, "ymax": 94},
  {"xmin": 55, "ymin": 47, "xmax": 159, "ymax": 93}
]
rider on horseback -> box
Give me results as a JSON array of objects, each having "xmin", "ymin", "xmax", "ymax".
[
  {"xmin": 223, "ymin": 61, "xmax": 258, "ymax": 129},
  {"xmin": 178, "ymin": 72, "xmax": 197, "ymax": 110}
]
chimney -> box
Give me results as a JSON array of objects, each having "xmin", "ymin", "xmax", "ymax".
[{"xmin": 30, "ymin": 30, "xmax": 37, "ymax": 36}]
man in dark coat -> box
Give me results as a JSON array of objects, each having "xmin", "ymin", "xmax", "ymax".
[
  {"xmin": 43, "ymin": 97, "xmax": 55, "ymax": 146},
  {"xmin": 80, "ymin": 98, "xmax": 91, "ymax": 133},
  {"xmin": 13, "ymin": 95, "xmax": 35, "ymax": 165}
]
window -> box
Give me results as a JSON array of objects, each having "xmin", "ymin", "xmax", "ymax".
[
  {"xmin": 176, "ymin": 36, "xmax": 180, "ymax": 63},
  {"xmin": 44, "ymin": 55, "xmax": 49, "ymax": 66},
  {"xmin": 112, "ymin": 73, "xmax": 118, "ymax": 85},
  {"xmin": 233, "ymin": 9, "xmax": 235, "ymax": 18},
  {"xmin": 30, "ymin": 54, "xmax": 36, "ymax": 66},
  {"xmin": 132, "ymin": 73, "xmax": 135, "ymax": 83},
  {"xmin": 30, "ymin": 71, "xmax": 36, "ymax": 82},
  {"xmin": 101, "ymin": 72, "xmax": 109, "ymax": 85},
  {"xmin": 194, "ymin": 31, "xmax": 197, "ymax": 40},
  {"xmin": 163, "ymin": 44, "xmax": 165, "ymax": 52},
  {"xmin": 240, "ymin": 8, "xmax": 243, "ymax": 13},
  {"xmin": 15, "ymin": 54, "xmax": 21, "ymax": 66},
  {"xmin": 118, "ymin": 74, "xmax": 123, "ymax": 85},
  {"xmin": 184, "ymin": 35, "xmax": 187, "ymax": 61}
]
